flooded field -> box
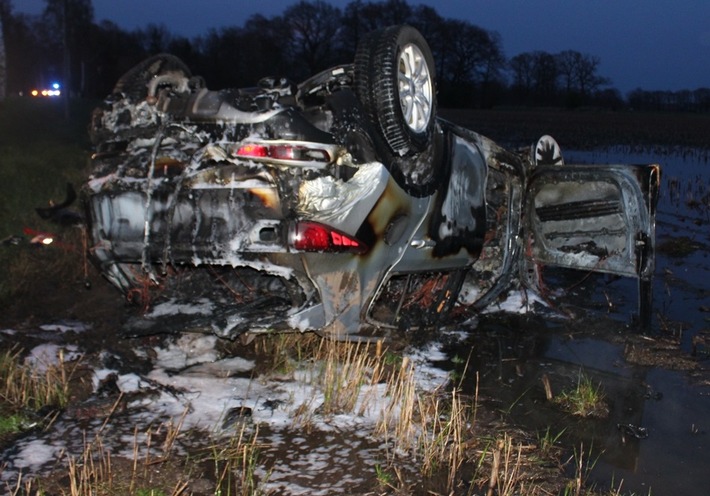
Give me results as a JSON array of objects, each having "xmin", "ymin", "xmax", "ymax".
[
  {"xmin": 0, "ymin": 143, "xmax": 708, "ymax": 495},
  {"xmin": 455, "ymin": 146, "xmax": 710, "ymax": 495}
]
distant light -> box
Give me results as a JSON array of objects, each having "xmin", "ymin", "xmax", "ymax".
[
  {"xmin": 30, "ymin": 87, "xmax": 61, "ymax": 97},
  {"xmin": 51, "ymin": 82, "xmax": 60, "ymax": 90}
]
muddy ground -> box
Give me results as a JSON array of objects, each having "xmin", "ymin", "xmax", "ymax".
[{"xmin": 2, "ymin": 109, "xmax": 710, "ymax": 495}]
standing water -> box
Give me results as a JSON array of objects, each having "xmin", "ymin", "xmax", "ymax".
[{"xmin": 454, "ymin": 146, "xmax": 710, "ymax": 495}]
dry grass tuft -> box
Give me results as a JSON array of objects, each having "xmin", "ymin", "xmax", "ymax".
[{"xmin": 0, "ymin": 346, "xmax": 76, "ymax": 412}]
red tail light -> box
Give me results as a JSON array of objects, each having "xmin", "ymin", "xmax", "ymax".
[
  {"xmin": 232, "ymin": 141, "xmax": 334, "ymax": 166},
  {"xmin": 236, "ymin": 144, "xmax": 269, "ymax": 158},
  {"xmin": 291, "ymin": 221, "xmax": 366, "ymax": 253}
]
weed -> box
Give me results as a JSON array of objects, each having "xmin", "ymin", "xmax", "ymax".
[
  {"xmin": 487, "ymin": 434, "xmax": 524, "ymax": 496},
  {"xmin": 0, "ymin": 346, "xmax": 75, "ymax": 413},
  {"xmin": 562, "ymin": 443, "xmax": 598, "ymax": 496},
  {"xmin": 418, "ymin": 388, "xmax": 468, "ymax": 491},
  {"xmin": 375, "ymin": 463, "xmax": 394, "ymax": 487},
  {"xmin": 317, "ymin": 339, "xmax": 381, "ymax": 415},
  {"xmin": 0, "ymin": 413, "xmax": 35, "ymax": 437},
  {"xmin": 136, "ymin": 490, "xmax": 168, "ymax": 496},
  {"xmin": 537, "ymin": 426, "xmax": 566, "ymax": 457},
  {"xmin": 554, "ymin": 372, "xmax": 609, "ymax": 418},
  {"xmin": 205, "ymin": 423, "xmax": 266, "ymax": 496},
  {"xmin": 376, "ymin": 356, "xmax": 417, "ymax": 453}
]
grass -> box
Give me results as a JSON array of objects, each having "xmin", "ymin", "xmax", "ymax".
[
  {"xmin": 0, "ymin": 414, "xmax": 26, "ymax": 436},
  {"xmin": 2, "ymin": 330, "xmax": 640, "ymax": 496},
  {"xmin": 204, "ymin": 424, "xmax": 265, "ymax": 496},
  {"xmin": 0, "ymin": 97, "xmax": 93, "ymax": 308},
  {"xmin": 2, "ymin": 102, "xmax": 673, "ymax": 495},
  {"xmin": 441, "ymin": 107, "xmax": 710, "ymax": 151},
  {"xmin": 0, "ymin": 97, "xmax": 93, "ymax": 236},
  {"xmin": 537, "ymin": 426, "xmax": 566, "ymax": 457},
  {"xmin": 10, "ymin": 414, "xmax": 265, "ymax": 496},
  {"xmin": 0, "ymin": 346, "xmax": 75, "ymax": 417},
  {"xmin": 554, "ymin": 372, "xmax": 609, "ymax": 418}
]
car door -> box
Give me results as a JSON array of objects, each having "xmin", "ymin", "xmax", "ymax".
[{"xmin": 522, "ymin": 162, "xmax": 660, "ymax": 325}]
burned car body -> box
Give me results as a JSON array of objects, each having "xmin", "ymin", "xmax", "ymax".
[{"xmin": 83, "ymin": 26, "xmax": 660, "ymax": 340}]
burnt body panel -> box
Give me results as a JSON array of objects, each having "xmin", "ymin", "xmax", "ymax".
[
  {"xmin": 83, "ymin": 43, "xmax": 660, "ymax": 340},
  {"xmin": 524, "ymin": 164, "xmax": 659, "ymax": 279}
]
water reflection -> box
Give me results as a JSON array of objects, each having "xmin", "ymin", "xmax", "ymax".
[{"xmin": 457, "ymin": 146, "xmax": 710, "ymax": 496}]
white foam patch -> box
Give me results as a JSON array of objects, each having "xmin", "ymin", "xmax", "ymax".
[
  {"xmin": 39, "ymin": 321, "xmax": 89, "ymax": 333},
  {"xmin": 483, "ymin": 289, "xmax": 547, "ymax": 314},
  {"xmin": 24, "ymin": 343, "xmax": 80, "ymax": 372},
  {"xmin": 153, "ymin": 334, "xmax": 221, "ymax": 370},
  {"xmin": 12, "ymin": 439, "xmax": 62, "ymax": 469},
  {"xmin": 3, "ymin": 321, "xmax": 455, "ymax": 494},
  {"xmin": 146, "ymin": 298, "xmax": 214, "ymax": 318}
]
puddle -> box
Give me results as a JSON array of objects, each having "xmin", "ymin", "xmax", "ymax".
[
  {"xmin": 467, "ymin": 321, "xmax": 710, "ymax": 495},
  {"xmin": 450, "ymin": 147, "xmax": 710, "ymax": 495}
]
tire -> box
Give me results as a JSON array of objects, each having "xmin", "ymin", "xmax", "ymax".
[
  {"xmin": 113, "ymin": 53, "xmax": 192, "ymax": 102},
  {"xmin": 354, "ymin": 25, "xmax": 440, "ymax": 196},
  {"xmin": 356, "ymin": 25, "xmax": 437, "ymax": 156}
]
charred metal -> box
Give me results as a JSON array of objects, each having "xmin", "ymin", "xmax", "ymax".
[{"xmin": 82, "ymin": 26, "xmax": 660, "ymax": 341}]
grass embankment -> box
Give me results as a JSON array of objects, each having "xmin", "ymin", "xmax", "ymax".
[
  {"xmin": 0, "ymin": 97, "xmax": 93, "ymax": 237},
  {"xmin": 0, "ymin": 97, "xmax": 95, "ymax": 306}
]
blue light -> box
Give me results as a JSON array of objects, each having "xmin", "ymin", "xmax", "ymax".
[{"xmin": 51, "ymin": 82, "xmax": 60, "ymax": 90}]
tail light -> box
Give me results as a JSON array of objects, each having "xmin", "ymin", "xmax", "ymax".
[
  {"xmin": 290, "ymin": 221, "xmax": 366, "ymax": 253},
  {"xmin": 231, "ymin": 140, "xmax": 336, "ymax": 168}
]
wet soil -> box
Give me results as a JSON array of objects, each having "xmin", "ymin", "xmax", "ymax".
[{"xmin": 2, "ymin": 115, "xmax": 710, "ymax": 493}]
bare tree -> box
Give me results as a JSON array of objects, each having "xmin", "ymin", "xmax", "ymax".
[
  {"xmin": 531, "ymin": 51, "xmax": 557, "ymax": 101},
  {"xmin": 283, "ymin": 0, "xmax": 343, "ymax": 77},
  {"xmin": 557, "ymin": 49, "xmax": 608, "ymax": 97},
  {"xmin": 556, "ymin": 49, "xmax": 578, "ymax": 94},
  {"xmin": 0, "ymin": 0, "xmax": 6, "ymax": 101},
  {"xmin": 509, "ymin": 52, "xmax": 535, "ymax": 95},
  {"xmin": 575, "ymin": 52, "xmax": 607, "ymax": 96},
  {"xmin": 135, "ymin": 23, "xmax": 173, "ymax": 54},
  {"xmin": 41, "ymin": 0, "xmax": 94, "ymax": 100},
  {"xmin": 440, "ymin": 20, "xmax": 504, "ymax": 84},
  {"xmin": 340, "ymin": 0, "xmax": 413, "ymax": 58}
]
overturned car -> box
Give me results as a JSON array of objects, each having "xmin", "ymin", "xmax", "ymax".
[{"xmin": 83, "ymin": 25, "xmax": 660, "ymax": 341}]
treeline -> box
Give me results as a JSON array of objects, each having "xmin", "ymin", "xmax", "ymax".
[{"xmin": 2, "ymin": 0, "xmax": 709, "ymax": 111}]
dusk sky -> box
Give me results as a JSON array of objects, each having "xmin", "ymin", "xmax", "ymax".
[{"xmin": 16, "ymin": 0, "xmax": 710, "ymax": 94}]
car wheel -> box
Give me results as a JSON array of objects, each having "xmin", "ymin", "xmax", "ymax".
[
  {"xmin": 355, "ymin": 25, "xmax": 439, "ymax": 195},
  {"xmin": 534, "ymin": 135, "xmax": 564, "ymax": 166},
  {"xmin": 113, "ymin": 53, "xmax": 192, "ymax": 102}
]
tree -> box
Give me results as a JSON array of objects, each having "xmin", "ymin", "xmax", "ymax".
[
  {"xmin": 435, "ymin": 19, "xmax": 505, "ymax": 106},
  {"xmin": 509, "ymin": 52, "xmax": 535, "ymax": 102},
  {"xmin": 556, "ymin": 50, "xmax": 609, "ymax": 104},
  {"xmin": 282, "ymin": 1, "xmax": 343, "ymax": 77},
  {"xmin": 574, "ymin": 52, "xmax": 606, "ymax": 96},
  {"xmin": 136, "ymin": 23, "xmax": 173, "ymax": 54},
  {"xmin": 531, "ymin": 51, "xmax": 557, "ymax": 102},
  {"xmin": 41, "ymin": 0, "xmax": 94, "ymax": 99},
  {"xmin": 0, "ymin": 0, "xmax": 7, "ymax": 101},
  {"xmin": 556, "ymin": 50, "xmax": 578, "ymax": 94},
  {"xmin": 84, "ymin": 20, "xmax": 145, "ymax": 96},
  {"xmin": 339, "ymin": 0, "xmax": 413, "ymax": 59}
]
